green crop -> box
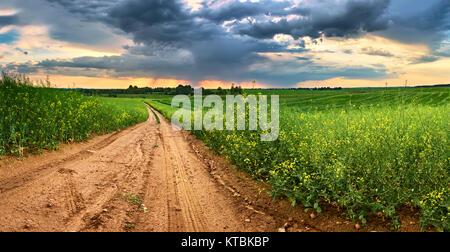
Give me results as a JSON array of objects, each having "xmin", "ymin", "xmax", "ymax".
[
  {"xmin": 148, "ymin": 88, "xmax": 449, "ymax": 231},
  {"xmin": 0, "ymin": 73, "xmax": 148, "ymax": 157}
]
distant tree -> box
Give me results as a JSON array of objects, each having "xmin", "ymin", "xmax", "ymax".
[
  {"xmin": 230, "ymin": 83, "xmax": 242, "ymax": 95},
  {"xmin": 175, "ymin": 84, "xmax": 194, "ymax": 95},
  {"xmin": 45, "ymin": 75, "xmax": 51, "ymax": 88},
  {"xmin": 216, "ymin": 86, "xmax": 226, "ymax": 95}
]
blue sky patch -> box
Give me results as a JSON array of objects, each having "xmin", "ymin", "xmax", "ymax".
[{"xmin": 0, "ymin": 29, "xmax": 20, "ymax": 45}]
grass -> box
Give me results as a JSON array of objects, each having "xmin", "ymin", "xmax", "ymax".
[
  {"xmin": 143, "ymin": 102, "xmax": 160, "ymax": 124},
  {"xmin": 148, "ymin": 87, "xmax": 449, "ymax": 231},
  {"xmin": 123, "ymin": 193, "xmax": 144, "ymax": 206},
  {"xmin": 152, "ymin": 110, "xmax": 160, "ymax": 124},
  {"xmin": 247, "ymin": 87, "xmax": 449, "ymax": 110},
  {"xmin": 0, "ymin": 74, "xmax": 149, "ymax": 157},
  {"xmin": 122, "ymin": 193, "xmax": 147, "ymax": 214},
  {"xmin": 124, "ymin": 221, "xmax": 135, "ymax": 231},
  {"xmin": 2, "ymin": 73, "xmax": 448, "ymax": 231},
  {"xmin": 145, "ymin": 99, "xmax": 180, "ymax": 119}
]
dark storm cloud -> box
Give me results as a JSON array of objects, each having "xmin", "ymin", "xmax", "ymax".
[
  {"xmin": 0, "ymin": 0, "xmax": 124, "ymax": 47},
  {"xmin": 196, "ymin": 0, "xmax": 303, "ymax": 24},
  {"xmin": 410, "ymin": 55, "xmax": 441, "ymax": 65},
  {"xmin": 108, "ymin": 0, "xmax": 189, "ymax": 33},
  {"xmin": 0, "ymin": 61, "xmax": 39, "ymax": 74},
  {"xmin": 376, "ymin": 0, "xmax": 450, "ymax": 49},
  {"xmin": 198, "ymin": 1, "xmax": 268, "ymax": 23},
  {"xmin": 37, "ymin": 53, "xmax": 199, "ymax": 80},
  {"xmin": 0, "ymin": 15, "xmax": 19, "ymax": 27},
  {"xmin": 39, "ymin": 56, "xmax": 123, "ymax": 70},
  {"xmin": 435, "ymin": 51, "xmax": 450, "ymax": 57},
  {"xmin": 45, "ymin": 0, "xmax": 120, "ymax": 19},
  {"xmin": 243, "ymin": 63, "xmax": 390, "ymax": 85},
  {"xmin": 2, "ymin": 0, "xmax": 447, "ymax": 86},
  {"xmin": 396, "ymin": 0, "xmax": 449, "ymax": 31},
  {"xmin": 96, "ymin": 0, "xmax": 312, "ymax": 84},
  {"xmin": 236, "ymin": 0, "xmax": 391, "ymax": 40},
  {"xmin": 90, "ymin": 0, "xmax": 389, "ymax": 85},
  {"xmin": 31, "ymin": 52, "xmax": 389, "ymax": 85},
  {"xmin": 105, "ymin": 0, "xmax": 205, "ymax": 47},
  {"xmin": 361, "ymin": 47, "xmax": 394, "ymax": 57}
]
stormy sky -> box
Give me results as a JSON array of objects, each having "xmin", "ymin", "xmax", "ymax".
[{"xmin": 0, "ymin": 0, "xmax": 449, "ymax": 88}]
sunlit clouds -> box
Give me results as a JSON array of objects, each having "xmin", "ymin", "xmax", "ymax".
[{"xmin": 0, "ymin": 0, "xmax": 449, "ymax": 88}]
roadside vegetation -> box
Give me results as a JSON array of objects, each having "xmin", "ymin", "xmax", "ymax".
[
  {"xmin": 2, "ymin": 71, "xmax": 448, "ymax": 231},
  {"xmin": 147, "ymin": 87, "xmax": 449, "ymax": 231},
  {"xmin": 0, "ymin": 73, "xmax": 148, "ymax": 157}
]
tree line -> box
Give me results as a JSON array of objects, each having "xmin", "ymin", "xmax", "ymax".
[{"xmin": 78, "ymin": 84, "xmax": 243, "ymax": 97}]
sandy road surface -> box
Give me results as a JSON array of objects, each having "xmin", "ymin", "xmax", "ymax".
[
  {"xmin": 0, "ymin": 105, "xmax": 277, "ymax": 232},
  {"xmin": 0, "ymin": 105, "xmax": 424, "ymax": 232}
]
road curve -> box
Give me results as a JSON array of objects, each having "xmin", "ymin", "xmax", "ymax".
[{"xmin": 0, "ymin": 105, "xmax": 275, "ymax": 232}]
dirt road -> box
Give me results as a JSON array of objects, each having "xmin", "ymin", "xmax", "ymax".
[
  {"xmin": 0, "ymin": 106, "xmax": 277, "ymax": 232},
  {"xmin": 0, "ymin": 105, "xmax": 425, "ymax": 232}
]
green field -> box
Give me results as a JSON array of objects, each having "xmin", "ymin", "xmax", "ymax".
[
  {"xmin": 0, "ymin": 74, "xmax": 148, "ymax": 157},
  {"xmin": 1, "ymin": 74, "xmax": 448, "ymax": 231},
  {"xmin": 146, "ymin": 87, "xmax": 449, "ymax": 231}
]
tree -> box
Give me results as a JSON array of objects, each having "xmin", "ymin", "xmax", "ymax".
[
  {"xmin": 175, "ymin": 84, "xmax": 194, "ymax": 95},
  {"xmin": 230, "ymin": 83, "xmax": 242, "ymax": 95}
]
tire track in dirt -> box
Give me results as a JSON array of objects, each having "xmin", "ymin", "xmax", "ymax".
[
  {"xmin": 66, "ymin": 111, "xmax": 159, "ymax": 232},
  {"xmin": 0, "ymin": 107, "xmax": 160, "ymax": 232},
  {"xmin": 0, "ymin": 125, "xmax": 140, "ymax": 194},
  {"xmin": 0, "ymin": 104, "xmax": 280, "ymax": 232},
  {"xmin": 147, "ymin": 107, "xmax": 263, "ymax": 232},
  {"xmin": 59, "ymin": 168, "xmax": 86, "ymax": 218},
  {"xmin": 159, "ymin": 117, "xmax": 207, "ymax": 232}
]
